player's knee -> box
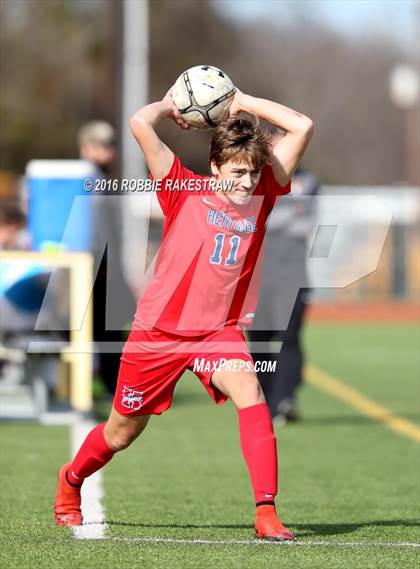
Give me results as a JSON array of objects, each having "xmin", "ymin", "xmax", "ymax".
[
  {"xmin": 235, "ymin": 374, "xmax": 265, "ymax": 407},
  {"xmin": 107, "ymin": 425, "xmax": 142, "ymax": 451},
  {"xmin": 245, "ymin": 376, "xmax": 264, "ymax": 402}
]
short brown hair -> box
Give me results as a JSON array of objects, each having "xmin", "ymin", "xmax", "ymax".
[
  {"xmin": 209, "ymin": 112, "xmax": 271, "ymax": 170},
  {"xmin": 0, "ymin": 203, "xmax": 26, "ymax": 228},
  {"xmin": 78, "ymin": 121, "xmax": 116, "ymax": 147}
]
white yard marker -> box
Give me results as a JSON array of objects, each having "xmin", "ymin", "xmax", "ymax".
[
  {"xmin": 109, "ymin": 536, "xmax": 420, "ymax": 549},
  {"xmin": 71, "ymin": 420, "xmax": 106, "ymax": 540}
]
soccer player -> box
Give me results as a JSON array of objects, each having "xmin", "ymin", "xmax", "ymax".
[{"xmin": 54, "ymin": 85, "xmax": 313, "ymax": 541}]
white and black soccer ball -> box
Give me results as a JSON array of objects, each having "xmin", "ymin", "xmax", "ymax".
[{"xmin": 172, "ymin": 65, "xmax": 236, "ymax": 129}]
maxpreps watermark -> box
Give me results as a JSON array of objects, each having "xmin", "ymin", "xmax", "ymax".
[
  {"xmin": 84, "ymin": 178, "xmax": 234, "ymax": 192},
  {"xmin": 193, "ymin": 358, "xmax": 277, "ymax": 374}
]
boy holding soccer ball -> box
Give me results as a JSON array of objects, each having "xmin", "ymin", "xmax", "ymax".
[{"xmin": 54, "ymin": 73, "xmax": 313, "ymax": 541}]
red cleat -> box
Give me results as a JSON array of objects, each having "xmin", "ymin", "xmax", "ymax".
[
  {"xmin": 54, "ymin": 464, "xmax": 83, "ymax": 527},
  {"xmin": 255, "ymin": 505, "xmax": 294, "ymax": 541}
]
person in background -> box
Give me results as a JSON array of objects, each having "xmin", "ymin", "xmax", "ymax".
[
  {"xmin": 78, "ymin": 121, "xmax": 135, "ymax": 396},
  {"xmin": 248, "ymin": 168, "xmax": 319, "ymax": 424},
  {"xmin": 0, "ymin": 202, "xmax": 34, "ymax": 336},
  {"xmin": 0, "ymin": 202, "xmax": 28, "ymax": 250},
  {"xmin": 0, "ymin": 202, "xmax": 57, "ymax": 387},
  {"xmin": 78, "ymin": 121, "xmax": 117, "ymax": 177}
]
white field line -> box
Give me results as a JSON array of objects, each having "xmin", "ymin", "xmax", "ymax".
[
  {"xmin": 67, "ymin": 421, "xmax": 419, "ymax": 550},
  {"xmin": 107, "ymin": 536, "xmax": 420, "ymax": 549},
  {"xmin": 70, "ymin": 420, "xmax": 106, "ymax": 540}
]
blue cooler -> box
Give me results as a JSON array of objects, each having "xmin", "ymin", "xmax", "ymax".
[{"xmin": 26, "ymin": 160, "xmax": 97, "ymax": 252}]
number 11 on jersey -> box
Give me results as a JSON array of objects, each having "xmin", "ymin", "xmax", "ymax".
[{"xmin": 210, "ymin": 233, "xmax": 241, "ymax": 266}]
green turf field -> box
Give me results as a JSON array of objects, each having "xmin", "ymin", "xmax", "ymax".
[{"xmin": 1, "ymin": 323, "xmax": 419, "ymax": 568}]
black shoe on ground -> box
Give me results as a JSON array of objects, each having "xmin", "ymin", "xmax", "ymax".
[{"xmin": 273, "ymin": 399, "xmax": 300, "ymax": 425}]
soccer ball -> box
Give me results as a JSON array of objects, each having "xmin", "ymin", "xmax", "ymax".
[{"xmin": 172, "ymin": 65, "xmax": 236, "ymax": 129}]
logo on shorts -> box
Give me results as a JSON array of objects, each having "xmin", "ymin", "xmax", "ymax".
[{"xmin": 121, "ymin": 386, "xmax": 144, "ymax": 411}]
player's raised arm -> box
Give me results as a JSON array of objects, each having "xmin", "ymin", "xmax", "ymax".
[
  {"xmin": 229, "ymin": 90, "xmax": 314, "ymax": 187},
  {"xmin": 129, "ymin": 88, "xmax": 190, "ymax": 179}
]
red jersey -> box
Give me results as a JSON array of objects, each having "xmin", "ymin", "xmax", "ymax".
[{"xmin": 134, "ymin": 155, "xmax": 290, "ymax": 336}]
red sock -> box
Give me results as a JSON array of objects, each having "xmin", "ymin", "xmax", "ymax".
[
  {"xmin": 238, "ymin": 403, "xmax": 278, "ymax": 505},
  {"xmin": 66, "ymin": 423, "xmax": 115, "ymax": 485}
]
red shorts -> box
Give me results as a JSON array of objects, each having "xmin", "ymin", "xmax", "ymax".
[{"xmin": 113, "ymin": 326, "xmax": 254, "ymax": 416}]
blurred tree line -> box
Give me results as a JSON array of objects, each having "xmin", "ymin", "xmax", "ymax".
[{"xmin": 0, "ymin": 0, "xmax": 416, "ymax": 184}]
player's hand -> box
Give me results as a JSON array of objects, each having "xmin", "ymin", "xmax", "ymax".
[{"xmin": 162, "ymin": 87, "xmax": 190, "ymax": 130}]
